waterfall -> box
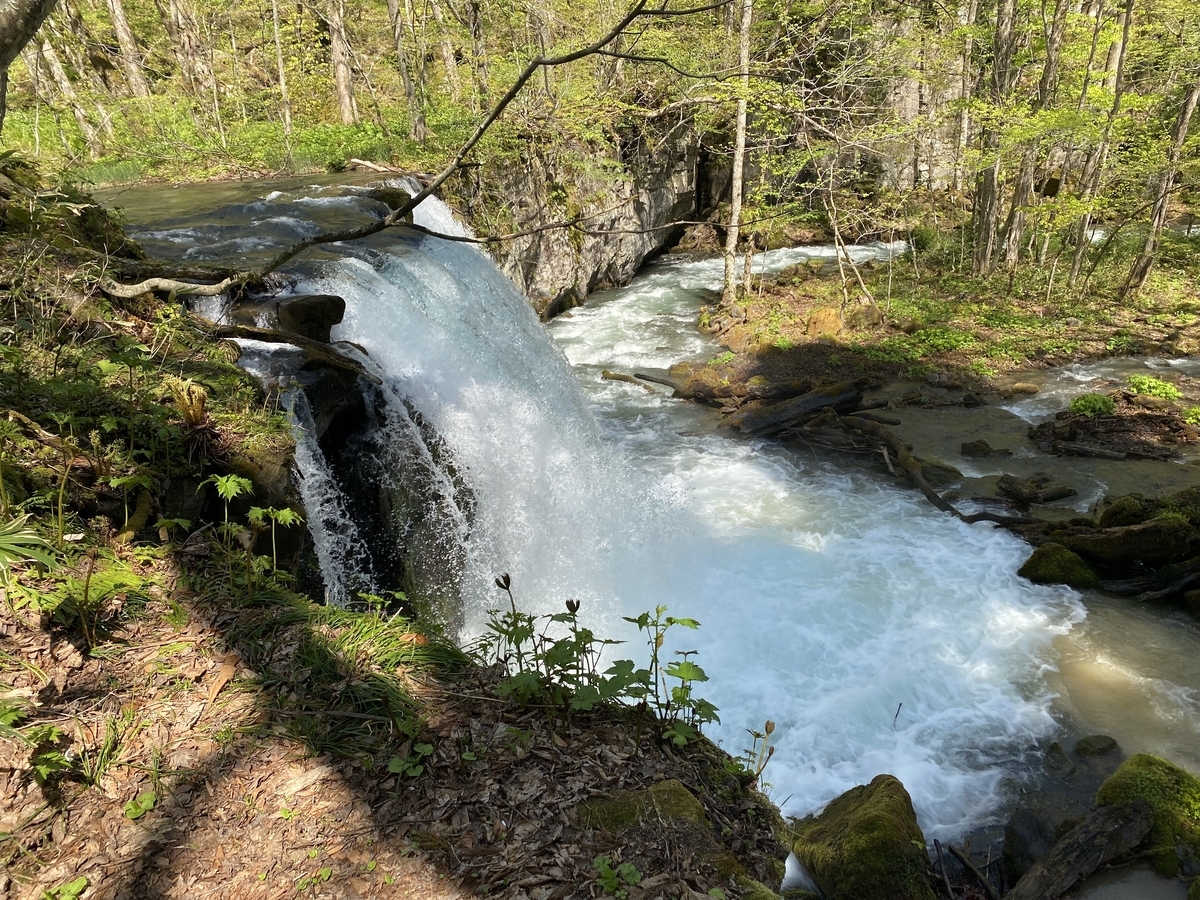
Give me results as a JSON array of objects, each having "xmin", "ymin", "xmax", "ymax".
[
  {"xmin": 125, "ymin": 180, "xmax": 1088, "ymax": 842},
  {"xmin": 285, "ymin": 389, "xmax": 377, "ymax": 605}
]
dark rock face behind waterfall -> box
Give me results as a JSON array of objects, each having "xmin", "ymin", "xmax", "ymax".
[{"xmin": 449, "ymin": 125, "xmax": 705, "ymax": 319}]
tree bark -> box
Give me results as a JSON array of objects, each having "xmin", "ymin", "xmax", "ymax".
[
  {"xmin": 999, "ymin": 0, "xmax": 1069, "ymax": 268},
  {"xmin": 327, "ymin": 0, "xmax": 357, "ymax": 124},
  {"xmin": 1068, "ymin": 0, "xmax": 1134, "ymax": 287},
  {"xmin": 39, "ymin": 38, "xmax": 103, "ymax": 155},
  {"xmin": 103, "ymin": 0, "xmax": 151, "ymax": 97},
  {"xmin": 1119, "ymin": 77, "xmax": 1200, "ymax": 298},
  {"xmin": 271, "ymin": 0, "xmax": 293, "ymax": 159},
  {"xmin": 386, "ymin": 0, "xmax": 428, "ymax": 141},
  {"xmin": 0, "ymin": 0, "xmax": 59, "ymax": 133},
  {"xmin": 153, "ymin": 0, "xmax": 214, "ymax": 99},
  {"xmin": 972, "ymin": 0, "xmax": 1017, "ymax": 275},
  {"xmin": 428, "ymin": 0, "xmax": 463, "ymax": 102},
  {"xmin": 722, "ymin": 0, "xmax": 752, "ymax": 305}
]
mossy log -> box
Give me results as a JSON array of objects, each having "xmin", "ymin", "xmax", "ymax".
[
  {"xmin": 1096, "ymin": 753, "xmax": 1200, "ymax": 877},
  {"xmin": 1004, "ymin": 800, "xmax": 1152, "ymax": 900},
  {"xmin": 112, "ymin": 489, "xmax": 153, "ymax": 545}
]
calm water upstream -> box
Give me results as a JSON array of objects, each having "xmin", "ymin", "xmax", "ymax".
[{"xmin": 103, "ymin": 177, "xmax": 1200, "ymax": 848}]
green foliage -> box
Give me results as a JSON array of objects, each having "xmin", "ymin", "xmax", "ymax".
[
  {"xmin": 1183, "ymin": 407, "xmax": 1200, "ymax": 426},
  {"xmin": 594, "ymin": 856, "xmax": 642, "ymax": 899},
  {"xmin": 0, "ymin": 515, "xmax": 56, "ymax": 586},
  {"xmin": 40, "ymin": 877, "xmax": 89, "ymax": 900},
  {"xmin": 1069, "ymin": 393, "xmax": 1116, "ymax": 417},
  {"xmin": 1128, "ymin": 374, "xmax": 1182, "ymax": 401},
  {"xmin": 475, "ymin": 578, "xmax": 718, "ymax": 745},
  {"xmin": 387, "ymin": 741, "xmax": 433, "ymax": 778},
  {"xmin": 123, "ymin": 790, "xmax": 158, "ymax": 819}
]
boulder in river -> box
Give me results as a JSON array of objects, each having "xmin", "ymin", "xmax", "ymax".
[
  {"xmin": 961, "ymin": 439, "xmax": 1012, "ymax": 458},
  {"xmin": 1017, "ymin": 543, "xmax": 1099, "ymax": 589},
  {"xmin": 1096, "ymin": 753, "xmax": 1200, "ymax": 878},
  {"xmin": 998, "ymin": 474, "xmax": 1077, "ymax": 505},
  {"xmin": 1061, "ymin": 515, "xmax": 1198, "ymax": 564},
  {"xmin": 277, "ymin": 294, "xmax": 346, "ymax": 343},
  {"xmin": 791, "ymin": 774, "xmax": 935, "ymax": 900},
  {"xmin": 1074, "ymin": 735, "xmax": 1120, "ymax": 759},
  {"xmin": 1099, "ymin": 494, "xmax": 1150, "ymax": 528}
]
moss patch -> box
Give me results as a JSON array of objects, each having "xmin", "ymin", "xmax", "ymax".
[
  {"xmin": 1018, "ymin": 543, "xmax": 1099, "ymax": 589},
  {"xmin": 578, "ymin": 778, "xmax": 706, "ymax": 833},
  {"xmin": 1100, "ymin": 495, "xmax": 1150, "ymax": 528},
  {"xmin": 792, "ymin": 774, "xmax": 935, "ymax": 900},
  {"xmin": 735, "ymin": 875, "xmax": 784, "ymax": 899},
  {"xmin": 1096, "ymin": 754, "xmax": 1200, "ymax": 877}
]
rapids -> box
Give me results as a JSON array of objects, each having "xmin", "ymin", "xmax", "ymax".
[{"xmin": 102, "ymin": 177, "xmax": 1199, "ymax": 845}]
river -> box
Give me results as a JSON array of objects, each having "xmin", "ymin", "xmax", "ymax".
[{"xmin": 102, "ymin": 177, "xmax": 1200, "ymax": 859}]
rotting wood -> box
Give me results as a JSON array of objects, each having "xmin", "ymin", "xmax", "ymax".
[
  {"xmin": 1050, "ymin": 440, "xmax": 1129, "ymax": 460},
  {"xmin": 933, "ymin": 840, "xmax": 957, "ymax": 900},
  {"xmin": 1136, "ymin": 571, "xmax": 1200, "ymax": 603},
  {"xmin": 1004, "ymin": 800, "xmax": 1152, "ymax": 900},
  {"xmin": 602, "ymin": 370, "xmax": 658, "ymax": 391},
  {"xmin": 634, "ymin": 372, "xmax": 685, "ymax": 393}
]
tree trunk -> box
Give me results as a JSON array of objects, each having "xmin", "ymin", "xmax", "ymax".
[
  {"xmin": 39, "ymin": 38, "xmax": 102, "ymax": 155},
  {"xmin": 386, "ymin": 0, "xmax": 428, "ymax": 141},
  {"xmin": 999, "ymin": 0, "xmax": 1069, "ymax": 268},
  {"xmin": 1068, "ymin": 0, "xmax": 1134, "ymax": 287},
  {"xmin": 327, "ymin": 0, "xmax": 357, "ymax": 125},
  {"xmin": 722, "ymin": 0, "xmax": 752, "ymax": 306},
  {"xmin": 103, "ymin": 0, "xmax": 151, "ymax": 97},
  {"xmin": 1119, "ymin": 77, "xmax": 1200, "ymax": 298},
  {"xmin": 153, "ymin": 0, "xmax": 214, "ymax": 99},
  {"xmin": 0, "ymin": 0, "xmax": 60, "ymax": 134},
  {"xmin": 971, "ymin": 0, "xmax": 1017, "ymax": 275},
  {"xmin": 270, "ymin": 0, "xmax": 293, "ymax": 161},
  {"xmin": 427, "ymin": 0, "xmax": 462, "ymax": 102}
]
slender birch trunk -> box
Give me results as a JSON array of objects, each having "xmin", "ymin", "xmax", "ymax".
[
  {"xmin": 386, "ymin": 0, "xmax": 428, "ymax": 140},
  {"xmin": 1119, "ymin": 78, "xmax": 1200, "ymax": 298},
  {"xmin": 104, "ymin": 0, "xmax": 152, "ymax": 97},
  {"xmin": 722, "ymin": 0, "xmax": 752, "ymax": 306},
  {"xmin": 40, "ymin": 38, "xmax": 103, "ymax": 156},
  {"xmin": 327, "ymin": 0, "xmax": 357, "ymax": 124}
]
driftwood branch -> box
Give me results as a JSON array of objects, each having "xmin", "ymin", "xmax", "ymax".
[
  {"xmin": 947, "ymin": 844, "xmax": 1000, "ymax": 900},
  {"xmin": 206, "ymin": 323, "xmax": 382, "ymax": 385}
]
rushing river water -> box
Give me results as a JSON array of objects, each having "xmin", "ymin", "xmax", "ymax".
[{"xmin": 103, "ymin": 177, "xmax": 1200, "ymax": 849}]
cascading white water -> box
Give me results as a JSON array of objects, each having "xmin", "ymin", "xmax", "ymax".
[{"xmin": 284, "ymin": 389, "xmax": 377, "ymax": 605}]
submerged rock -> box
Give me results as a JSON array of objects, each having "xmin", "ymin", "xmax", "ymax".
[
  {"xmin": 1096, "ymin": 754, "xmax": 1200, "ymax": 878},
  {"xmin": 1074, "ymin": 735, "xmax": 1120, "ymax": 759},
  {"xmin": 791, "ymin": 774, "xmax": 934, "ymax": 900},
  {"xmin": 1018, "ymin": 543, "xmax": 1099, "ymax": 589},
  {"xmin": 961, "ymin": 439, "xmax": 1012, "ymax": 458}
]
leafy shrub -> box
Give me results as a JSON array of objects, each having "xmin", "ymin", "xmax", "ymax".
[
  {"xmin": 1183, "ymin": 407, "xmax": 1200, "ymax": 426},
  {"xmin": 1070, "ymin": 393, "xmax": 1115, "ymax": 417},
  {"xmin": 1127, "ymin": 374, "xmax": 1181, "ymax": 400}
]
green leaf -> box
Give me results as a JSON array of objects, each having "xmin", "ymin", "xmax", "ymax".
[{"xmin": 666, "ymin": 660, "xmax": 708, "ymax": 683}]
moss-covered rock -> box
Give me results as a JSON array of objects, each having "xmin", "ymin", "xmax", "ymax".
[
  {"xmin": 735, "ymin": 876, "xmax": 785, "ymax": 899},
  {"xmin": 578, "ymin": 778, "xmax": 706, "ymax": 833},
  {"xmin": 792, "ymin": 774, "xmax": 935, "ymax": 900},
  {"xmin": 1189, "ymin": 875, "xmax": 1200, "ymax": 900},
  {"xmin": 1100, "ymin": 495, "xmax": 1149, "ymax": 528},
  {"xmin": 1062, "ymin": 515, "xmax": 1198, "ymax": 564},
  {"xmin": 1018, "ymin": 543, "xmax": 1099, "ymax": 589},
  {"xmin": 1095, "ymin": 754, "xmax": 1200, "ymax": 877}
]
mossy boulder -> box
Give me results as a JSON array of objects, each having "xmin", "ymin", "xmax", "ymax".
[
  {"xmin": 1061, "ymin": 516, "xmax": 1197, "ymax": 565},
  {"xmin": 1099, "ymin": 495, "xmax": 1149, "ymax": 528},
  {"xmin": 1095, "ymin": 754, "xmax": 1200, "ymax": 877},
  {"xmin": 792, "ymin": 774, "xmax": 935, "ymax": 900},
  {"xmin": 1189, "ymin": 876, "xmax": 1200, "ymax": 900},
  {"xmin": 735, "ymin": 876, "xmax": 782, "ymax": 899},
  {"xmin": 1018, "ymin": 543, "xmax": 1099, "ymax": 589},
  {"xmin": 579, "ymin": 778, "xmax": 706, "ymax": 833}
]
